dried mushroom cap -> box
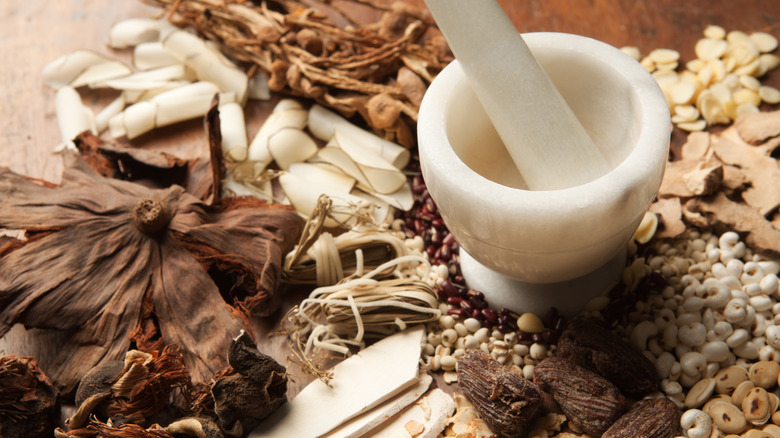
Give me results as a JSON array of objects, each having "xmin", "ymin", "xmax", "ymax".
[
  {"xmin": 0, "ymin": 355, "xmax": 59, "ymax": 438},
  {"xmin": 0, "ymin": 148, "xmax": 304, "ymax": 392}
]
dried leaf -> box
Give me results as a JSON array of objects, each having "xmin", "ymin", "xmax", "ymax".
[{"xmin": 0, "ymin": 150, "xmax": 303, "ymax": 392}]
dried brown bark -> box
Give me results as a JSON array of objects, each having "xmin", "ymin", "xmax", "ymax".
[{"xmin": 0, "ymin": 149, "xmax": 304, "ymax": 393}]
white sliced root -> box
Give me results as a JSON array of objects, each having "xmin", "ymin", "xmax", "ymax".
[
  {"xmin": 95, "ymin": 64, "xmax": 193, "ymax": 91},
  {"xmin": 219, "ymin": 101, "xmax": 248, "ymax": 162},
  {"xmin": 95, "ymin": 94, "xmax": 126, "ymax": 133},
  {"xmin": 221, "ymin": 174, "xmax": 274, "ymax": 201},
  {"xmin": 279, "ymin": 172, "xmax": 382, "ymax": 228},
  {"xmin": 317, "ymin": 130, "xmax": 407, "ymax": 195},
  {"xmin": 288, "ymin": 162, "xmax": 356, "ymax": 195},
  {"xmin": 248, "ymin": 71, "xmax": 271, "ymax": 100},
  {"xmin": 55, "ymin": 86, "xmax": 96, "ymax": 151},
  {"xmin": 132, "ymin": 42, "xmax": 180, "ymax": 71},
  {"xmin": 122, "ymin": 80, "xmax": 191, "ymax": 104},
  {"xmin": 308, "ymin": 104, "xmax": 410, "ymax": 169},
  {"xmin": 247, "ymin": 99, "xmax": 307, "ymax": 163},
  {"xmin": 109, "ymin": 81, "xmax": 232, "ymax": 139},
  {"xmin": 267, "ymin": 128, "xmax": 318, "ymax": 170},
  {"xmin": 361, "ymin": 180, "xmax": 414, "ymax": 211},
  {"xmin": 107, "ymin": 18, "xmax": 177, "ymax": 49},
  {"xmin": 42, "ymin": 50, "xmax": 132, "ymax": 89},
  {"xmin": 163, "ymin": 30, "xmax": 248, "ymax": 104}
]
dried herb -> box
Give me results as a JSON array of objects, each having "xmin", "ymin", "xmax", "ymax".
[
  {"xmin": 144, "ymin": 0, "xmax": 453, "ymax": 147},
  {"xmin": 210, "ymin": 331, "xmax": 287, "ymax": 433},
  {"xmin": 0, "ymin": 148, "xmax": 304, "ymax": 393},
  {"xmin": 0, "ymin": 355, "xmax": 59, "ymax": 438}
]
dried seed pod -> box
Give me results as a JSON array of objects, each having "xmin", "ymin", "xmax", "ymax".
[
  {"xmin": 457, "ymin": 350, "xmax": 543, "ymax": 438},
  {"xmin": 556, "ymin": 318, "xmax": 660, "ymax": 396},
  {"xmin": 602, "ymin": 397, "xmax": 682, "ymax": 438},
  {"xmin": 533, "ymin": 355, "xmax": 626, "ymax": 437}
]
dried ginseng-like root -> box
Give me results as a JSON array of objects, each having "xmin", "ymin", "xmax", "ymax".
[
  {"xmin": 556, "ymin": 318, "xmax": 660, "ymax": 396},
  {"xmin": 457, "ymin": 350, "xmax": 543, "ymax": 438},
  {"xmin": 602, "ymin": 397, "xmax": 682, "ymax": 438},
  {"xmin": 533, "ymin": 356, "xmax": 626, "ymax": 437}
]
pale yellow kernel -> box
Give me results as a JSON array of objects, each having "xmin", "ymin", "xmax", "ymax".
[
  {"xmin": 671, "ymin": 81, "xmax": 696, "ymax": 105},
  {"xmin": 695, "ymin": 38, "xmax": 728, "ymax": 60},
  {"xmin": 759, "ymin": 53, "xmax": 780, "ymax": 71},
  {"xmin": 686, "ymin": 58, "xmax": 707, "ymax": 73},
  {"xmin": 738, "ymin": 75, "xmax": 761, "ymax": 90},
  {"xmin": 736, "ymin": 103, "xmax": 760, "ymax": 117},
  {"xmin": 703, "ymin": 25, "xmax": 726, "ymax": 40},
  {"xmin": 759, "ymin": 85, "xmax": 780, "ymax": 104},
  {"xmin": 733, "ymin": 88, "xmax": 761, "ymax": 106},
  {"xmin": 677, "ymin": 119, "xmax": 707, "ymax": 132},
  {"xmin": 650, "ymin": 48, "xmax": 681, "ymax": 65},
  {"xmin": 620, "ymin": 46, "xmax": 642, "ymax": 61},
  {"xmin": 750, "ymin": 31, "xmax": 779, "ymax": 53},
  {"xmin": 734, "ymin": 59, "xmax": 762, "ymax": 76}
]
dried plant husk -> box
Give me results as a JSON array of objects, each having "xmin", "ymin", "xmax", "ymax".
[
  {"xmin": 0, "ymin": 355, "xmax": 59, "ymax": 438},
  {"xmin": 69, "ymin": 346, "xmax": 192, "ymax": 430},
  {"xmin": 0, "ymin": 148, "xmax": 304, "ymax": 393},
  {"xmin": 143, "ymin": 0, "xmax": 453, "ymax": 146}
]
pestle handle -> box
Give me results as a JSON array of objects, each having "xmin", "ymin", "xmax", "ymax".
[{"xmin": 424, "ymin": 0, "xmax": 611, "ymax": 190}]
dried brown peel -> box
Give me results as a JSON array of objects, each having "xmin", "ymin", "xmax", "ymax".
[
  {"xmin": 0, "ymin": 150, "xmax": 303, "ymax": 392},
  {"xmin": 651, "ymin": 110, "xmax": 780, "ymax": 255}
]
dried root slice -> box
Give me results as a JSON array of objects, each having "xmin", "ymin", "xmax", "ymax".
[
  {"xmin": 163, "ymin": 29, "xmax": 248, "ymax": 104},
  {"xmin": 108, "ymin": 81, "xmax": 234, "ymax": 139},
  {"xmin": 457, "ymin": 350, "xmax": 543, "ymax": 438},
  {"xmin": 133, "ymin": 41, "xmax": 181, "ymax": 71},
  {"xmin": 107, "ymin": 18, "xmax": 177, "ymax": 49},
  {"xmin": 247, "ymin": 99, "xmax": 308, "ymax": 164},
  {"xmin": 358, "ymin": 386, "xmax": 454, "ymax": 438},
  {"xmin": 279, "ymin": 172, "xmax": 387, "ymax": 228},
  {"xmin": 95, "ymin": 64, "xmax": 193, "ymax": 91},
  {"xmin": 219, "ymin": 101, "xmax": 248, "ymax": 162},
  {"xmin": 55, "ymin": 86, "xmax": 96, "ymax": 151},
  {"xmin": 268, "ymin": 128, "xmax": 318, "ymax": 170},
  {"xmin": 439, "ymin": 394, "xmax": 498, "ymax": 438},
  {"xmin": 309, "ymin": 104, "xmax": 410, "ymax": 169},
  {"xmin": 42, "ymin": 49, "xmax": 132, "ymax": 89},
  {"xmin": 317, "ymin": 131, "xmax": 406, "ymax": 195}
]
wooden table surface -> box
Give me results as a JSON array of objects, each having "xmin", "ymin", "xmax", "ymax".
[{"xmin": 2, "ymin": 0, "xmax": 780, "ymax": 400}]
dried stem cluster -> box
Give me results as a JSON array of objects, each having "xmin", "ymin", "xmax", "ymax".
[{"xmin": 145, "ymin": 0, "xmax": 453, "ymax": 147}]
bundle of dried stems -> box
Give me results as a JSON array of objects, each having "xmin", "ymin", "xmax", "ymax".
[{"xmin": 144, "ymin": 0, "xmax": 453, "ymax": 146}]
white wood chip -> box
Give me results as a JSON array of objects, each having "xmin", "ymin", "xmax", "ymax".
[
  {"xmin": 322, "ymin": 373, "xmax": 433, "ymax": 438},
  {"xmin": 249, "ymin": 326, "xmax": 425, "ymax": 438},
  {"xmin": 362, "ymin": 389, "xmax": 456, "ymax": 438}
]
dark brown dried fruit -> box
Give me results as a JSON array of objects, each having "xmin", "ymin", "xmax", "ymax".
[
  {"xmin": 556, "ymin": 318, "xmax": 660, "ymax": 396},
  {"xmin": 457, "ymin": 350, "xmax": 543, "ymax": 438},
  {"xmin": 533, "ymin": 355, "xmax": 626, "ymax": 437},
  {"xmin": 211, "ymin": 331, "xmax": 287, "ymax": 431},
  {"xmin": 602, "ymin": 397, "xmax": 682, "ymax": 438}
]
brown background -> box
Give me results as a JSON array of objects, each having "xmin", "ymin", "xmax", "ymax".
[{"xmin": 1, "ymin": 0, "xmax": 779, "ymax": 396}]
